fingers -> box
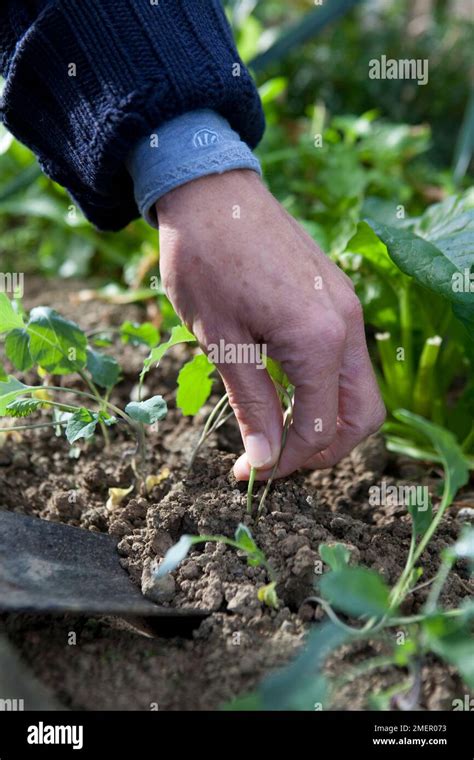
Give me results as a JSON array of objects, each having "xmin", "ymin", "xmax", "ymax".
[
  {"xmin": 234, "ymin": 314, "xmax": 346, "ymax": 480},
  {"xmin": 303, "ymin": 312, "xmax": 386, "ymax": 470},
  {"xmin": 233, "ymin": 301, "xmax": 385, "ymax": 481},
  {"xmin": 209, "ymin": 334, "xmax": 284, "ymax": 473}
]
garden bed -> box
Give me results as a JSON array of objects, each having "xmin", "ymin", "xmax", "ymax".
[{"xmin": 0, "ymin": 278, "xmax": 473, "ymax": 710}]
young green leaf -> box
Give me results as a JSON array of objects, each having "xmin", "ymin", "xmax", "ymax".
[
  {"xmin": 125, "ymin": 395, "xmax": 168, "ymax": 425},
  {"xmin": 5, "ymin": 398, "xmax": 45, "ymax": 418},
  {"xmin": 234, "ymin": 524, "xmax": 266, "ymax": 567},
  {"xmin": 394, "ymin": 410, "xmax": 470, "ymax": 501},
  {"xmin": 26, "ymin": 307, "xmax": 87, "ymax": 374},
  {"xmin": 141, "ymin": 324, "xmax": 195, "ymax": 377},
  {"xmin": 65, "ymin": 408, "xmax": 116, "ymax": 444},
  {"xmin": 4, "ymin": 328, "xmax": 32, "ymax": 371},
  {"xmin": 320, "ymin": 566, "xmax": 391, "ymax": 618},
  {"xmin": 86, "ymin": 347, "xmax": 120, "ymax": 389},
  {"xmin": 65, "ymin": 408, "xmax": 99, "ymax": 444},
  {"xmin": 176, "ymin": 353, "xmax": 215, "ymax": 416},
  {"xmin": 0, "ymin": 292, "xmax": 24, "ymax": 332},
  {"xmin": 265, "ymin": 356, "xmax": 291, "ymax": 391},
  {"xmin": 154, "ymin": 535, "xmax": 195, "ymax": 578},
  {"xmin": 234, "ymin": 523, "xmax": 258, "ymax": 553},
  {"xmin": 319, "ymin": 543, "xmax": 351, "ymax": 571},
  {"xmin": 257, "ymin": 581, "xmax": 279, "ymax": 610},
  {"xmin": 120, "ymin": 321, "xmax": 160, "ymax": 348},
  {"xmin": 0, "ymin": 377, "xmax": 35, "ymax": 414},
  {"xmin": 0, "ymin": 361, "xmax": 7, "ymax": 382}
]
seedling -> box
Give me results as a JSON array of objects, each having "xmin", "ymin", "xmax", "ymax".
[
  {"xmin": 155, "ymin": 523, "xmax": 279, "ymax": 609},
  {"xmin": 139, "ymin": 327, "xmax": 295, "ymax": 515},
  {"xmin": 0, "ymin": 294, "xmax": 167, "ymax": 484},
  {"xmin": 247, "ymin": 360, "xmax": 295, "ymax": 516},
  {"xmin": 229, "ymin": 411, "xmax": 474, "ymax": 710}
]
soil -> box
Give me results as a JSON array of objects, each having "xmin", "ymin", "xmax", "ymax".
[{"xmin": 0, "ymin": 277, "xmax": 473, "ymax": 711}]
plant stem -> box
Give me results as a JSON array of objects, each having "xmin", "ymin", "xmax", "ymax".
[
  {"xmin": 375, "ymin": 332, "xmax": 403, "ymax": 406},
  {"xmin": 462, "ymin": 422, "xmax": 474, "ymax": 454},
  {"xmin": 37, "ymin": 399, "xmax": 79, "ymax": 414},
  {"xmin": 399, "ymin": 281, "xmax": 413, "ymax": 394},
  {"xmin": 389, "ymin": 478, "xmax": 452, "ymax": 611},
  {"xmin": 78, "ymin": 369, "xmax": 110, "ymax": 447},
  {"xmin": 257, "ymin": 408, "xmax": 292, "ymax": 516},
  {"xmin": 388, "ymin": 608, "xmax": 464, "ymax": 627},
  {"xmin": 423, "ymin": 555, "xmax": 455, "ymax": 614},
  {"xmin": 189, "ymin": 535, "xmax": 276, "ymax": 581},
  {"xmin": 189, "ymin": 393, "xmax": 229, "ymax": 468},
  {"xmin": 412, "ymin": 336, "xmax": 442, "ymax": 418},
  {"xmin": 0, "ymin": 420, "xmax": 68, "ymax": 432},
  {"xmin": 332, "ymin": 655, "xmax": 396, "ymax": 690},
  {"xmin": 247, "ymin": 467, "xmax": 257, "ymax": 514}
]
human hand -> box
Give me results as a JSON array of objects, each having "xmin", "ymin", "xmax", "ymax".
[{"xmin": 156, "ymin": 170, "xmax": 385, "ymax": 480}]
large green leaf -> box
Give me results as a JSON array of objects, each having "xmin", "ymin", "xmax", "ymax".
[
  {"xmin": 86, "ymin": 347, "xmax": 120, "ymax": 389},
  {"xmin": 176, "ymin": 353, "xmax": 215, "ymax": 416},
  {"xmin": 0, "ymin": 293, "xmax": 24, "ymax": 332},
  {"xmin": 0, "ymin": 377, "xmax": 35, "ymax": 414},
  {"xmin": 5, "ymin": 328, "xmax": 33, "ymax": 371},
  {"xmin": 26, "ymin": 307, "xmax": 87, "ymax": 374},
  {"xmin": 367, "ymin": 211, "xmax": 474, "ymax": 335},
  {"xmin": 411, "ymin": 191, "xmax": 474, "ymax": 270},
  {"xmin": 394, "ymin": 410, "xmax": 470, "ymax": 502},
  {"xmin": 346, "ymin": 221, "xmax": 400, "ymax": 277},
  {"xmin": 320, "ymin": 566, "xmax": 391, "ymax": 618}
]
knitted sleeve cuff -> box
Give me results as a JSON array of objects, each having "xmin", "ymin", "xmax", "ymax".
[
  {"xmin": 0, "ymin": 0, "xmax": 265, "ymax": 231},
  {"xmin": 127, "ymin": 109, "xmax": 262, "ymax": 227}
]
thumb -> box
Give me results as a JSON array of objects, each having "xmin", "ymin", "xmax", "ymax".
[{"xmin": 215, "ymin": 351, "xmax": 283, "ymax": 479}]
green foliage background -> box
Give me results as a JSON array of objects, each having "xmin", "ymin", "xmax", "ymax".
[{"xmin": 0, "ymin": 0, "xmax": 473, "ymax": 452}]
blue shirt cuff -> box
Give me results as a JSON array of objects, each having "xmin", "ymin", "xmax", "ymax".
[{"xmin": 126, "ymin": 109, "xmax": 262, "ymax": 227}]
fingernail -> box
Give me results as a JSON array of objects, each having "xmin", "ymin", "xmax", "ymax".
[{"xmin": 244, "ymin": 433, "xmax": 273, "ymax": 469}]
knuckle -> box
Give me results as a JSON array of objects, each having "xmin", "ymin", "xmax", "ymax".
[
  {"xmin": 294, "ymin": 425, "xmax": 335, "ymax": 451},
  {"xmin": 342, "ymin": 294, "xmax": 364, "ymax": 324},
  {"xmin": 353, "ymin": 402, "xmax": 386, "ymax": 439},
  {"xmin": 317, "ymin": 313, "xmax": 347, "ymax": 348},
  {"xmin": 228, "ymin": 395, "xmax": 267, "ymax": 422}
]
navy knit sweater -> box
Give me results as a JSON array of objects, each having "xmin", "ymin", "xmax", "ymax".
[{"xmin": 0, "ymin": 1, "xmax": 265, "ymax": 230}]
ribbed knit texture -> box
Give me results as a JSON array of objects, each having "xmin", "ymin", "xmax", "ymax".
[{"xmin": 0, "ymin": 0, "xmax": 265, "ymax": 231}]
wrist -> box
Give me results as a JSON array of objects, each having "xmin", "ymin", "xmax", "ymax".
[
  {"xmin": 127, "ymin": 110, "xmax": 262, "ymax": 227},
  {"xmin": 155, "ymin": 169, "xmax": 266, "ymax": 228}
]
